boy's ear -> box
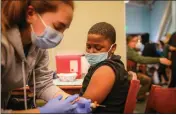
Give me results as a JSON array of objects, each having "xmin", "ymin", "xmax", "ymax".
[{"xmin": 111, "ymin": 44, "xmax": 116, "ymax": 54}]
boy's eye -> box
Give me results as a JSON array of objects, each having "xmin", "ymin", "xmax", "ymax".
[
  {"xmin": 95, "ymin": 46, "xmax": 102, "ymax": 51},
  {"xmin": 86, "ymin": 45, "xmax": 91, "ymax": 49}
]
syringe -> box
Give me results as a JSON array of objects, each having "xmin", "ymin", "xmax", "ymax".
[
  {"xmin": 91, "ymin": 101, "xmax": 106, "ymax": 108},
  {"xmin": 71, "ymin": 97, "xmax": 106, "ymax": 108}
]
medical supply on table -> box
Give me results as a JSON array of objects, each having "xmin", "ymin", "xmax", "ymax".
[
  {"xmin": 53, "ymin": 78, "xmax": 83, "ymax": 86},
  {"xmin": 57, "ymin": 73, "xmax": 77, "ymax": 82},
  {"xmin": 55, "ymin": 55, "xmax": 82, "ymax": 79}
]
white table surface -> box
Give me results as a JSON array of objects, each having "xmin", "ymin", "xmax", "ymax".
[{"xmin": 53, "ymin": 78, "xmax": 83, "ymax": 86}]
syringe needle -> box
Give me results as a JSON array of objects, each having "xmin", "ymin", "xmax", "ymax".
[
  {"xmin": 97, "ymin": 104, "xmax": 106, "ymax": 107},
  {"xmin": 91, "ymin": 103, "xmax": 106, "ymax": 108}
]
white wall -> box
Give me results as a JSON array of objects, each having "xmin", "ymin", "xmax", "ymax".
[
  {"xmin": 150, "ymin": 1, "xmax": 169, "ymax": 42},
  {"xmin": 126, "ymin": 4, "xmax": 150, "ymax": 34},
  {"xmin": 48, "ymin": 1, "xmax": 126, "ymax": 70},
  {"xmin": 168, "ymin": 1, "xmax": 176, "ymax": 34},
  {"xmin": 126, "ymin": 1, "xmax": 174, "ymax": 42}
]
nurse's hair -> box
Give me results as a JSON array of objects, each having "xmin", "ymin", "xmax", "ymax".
[
  {"xmin": 2, "ymin": 0, "xmax": 74, "ymax": 30},
  {"xmin": 88, "ymin": 22, "xmax": 116, "ymax": 44},
  {"xmin": 1, "ymin": 13, "xmax": 8, "ymax": 35}
]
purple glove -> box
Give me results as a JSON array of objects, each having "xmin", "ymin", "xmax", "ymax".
[
  {"xmin": 74, "ymin": 97, "xmax": 92, "ymax": 113},
  {"xmin": 38, "ymin": 94, "xmax": 79, "ymax": 113}
]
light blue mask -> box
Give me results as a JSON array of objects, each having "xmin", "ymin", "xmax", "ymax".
[
  {"xmin": 31, "ymin": 14, "xmax": 63, "ymax": 49},
  {"xmin": 85, "ymin": 44, "xmax": 115, "ymax": 66}
]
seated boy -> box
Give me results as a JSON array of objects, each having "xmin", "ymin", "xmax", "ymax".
[{"xmin": 80, "ymin": 22, "xmax": 129, "ymax": 113}]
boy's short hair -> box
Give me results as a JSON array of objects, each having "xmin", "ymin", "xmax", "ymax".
[{"xmin": 88, "ymin": 22, "xmax": 116, "ymax": 44}]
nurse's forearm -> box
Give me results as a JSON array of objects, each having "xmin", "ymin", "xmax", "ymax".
[
  {"xmin": 11, "ymin": 108, "xmax": 40, "ymax": 114},
  {"xmin": 54, "ymin": 90, "xmax": 70, "ymax": 99}
]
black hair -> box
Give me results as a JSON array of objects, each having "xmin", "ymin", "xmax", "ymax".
[
  {"xmin": 159, "ymin": 40, "xmax": 165, "ymax": 47},
  {"xmin": 88, "ymin": 22, "xmax": 116, "ymax": 44},
  {"xmin": 168, "ymin": 32, "xmax": 176, "ymax": 47}
]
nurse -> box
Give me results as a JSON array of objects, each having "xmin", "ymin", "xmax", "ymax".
[{"xmin": 1, "ymin": 0, "xmax": 91, "ymax": 113}]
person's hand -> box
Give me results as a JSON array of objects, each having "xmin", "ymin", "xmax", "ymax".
[
  {"xmin": 74, "ymin": 97, "xmax": 92, "ymax": 113},
  {"xmin": 128, "ymin": 71, "xmax": 137, "ymax": 80},
  {"xmin": 38, "ymin": 94, "xmax": 79, "ymax": 113},
  {"xmin": 159, "ymin": 58, "xmax": 172, "ymax": 66},
  {"xmin": 169, "ymin": 46, "xmax": 176, "ymax": 52}
]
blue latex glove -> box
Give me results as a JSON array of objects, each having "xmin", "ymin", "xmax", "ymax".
[
  {"xmin": 38, "ymin": 94, "xmax": 79, "ymax": 113},
  {"xmin": 74, "ymin": 97, "xmax": 92, "ymax": 113}
]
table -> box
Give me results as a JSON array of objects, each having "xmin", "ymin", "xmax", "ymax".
[
  {"xmin": 9, "ymin": 79, "xmax": 83, "ymax": 109},
  {"xmin": 11, "ymin": 85, "xmax": 82, "ymax": 96},
  {"xmin": 58, "ymin": 85, "xmax": 82, "ymax": 95},
  {"xmin": 12, "ymin": 78, "xmax": 83, "ymax": 96}
]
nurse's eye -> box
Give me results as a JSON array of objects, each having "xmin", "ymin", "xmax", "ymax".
[
  {"xmin": 53, "ymin": 24, "xmax": 62, "ymax": 31},
  {"xmin": 53, "ymin": 22, "xmax": 66, "ymax": 32}
]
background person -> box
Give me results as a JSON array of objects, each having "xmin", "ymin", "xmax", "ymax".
[
  {"xmin": 127, "ymin": 35, "xmax": 171, "ymax": 101},
  {"xmin": 168, "ymin": 32, "xmax": 176, "ymax": 87}
]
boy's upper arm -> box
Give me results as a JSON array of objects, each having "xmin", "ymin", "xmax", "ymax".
[
  {"xmin": 83, "ymin": 65, "xmax": 116, "ymax": 104},
  {"xmin": 1, "ymin": 45, "xmax": 6, "ymax": 66},
  {"xmin": 1, "ymin": 44, "xmax": 7, "ymax": 77}
]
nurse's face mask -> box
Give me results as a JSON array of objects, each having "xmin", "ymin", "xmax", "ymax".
[
  {"xmin": 85, "ymin": 44, "xmax": 115, "ymax": 66},
  {"xmin": 31, "ymin": 14, "xmax": 63, "ymax": 49}
]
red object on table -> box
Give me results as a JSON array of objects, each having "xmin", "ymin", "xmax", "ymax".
[{"xmin": 55, "ymin": 55, "xmax": 82, "ymax": 79}]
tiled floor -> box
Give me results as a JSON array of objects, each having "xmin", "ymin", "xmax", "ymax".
[
  {"xmin": 134, "ymin": 99, "xmax": 147, "ymax": 113},
  {"xmin": 134, "ymin": 85, "xmax": 168, "ymax": 113}
]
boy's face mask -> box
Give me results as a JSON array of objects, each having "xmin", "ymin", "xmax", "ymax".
[
  {"xmin": 31, "ymin": 14, "xmax": 63, "ymax": 49},
  {"xmin": 85, "ymin": 44, "xmax": 115, "ymax": 66}
]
